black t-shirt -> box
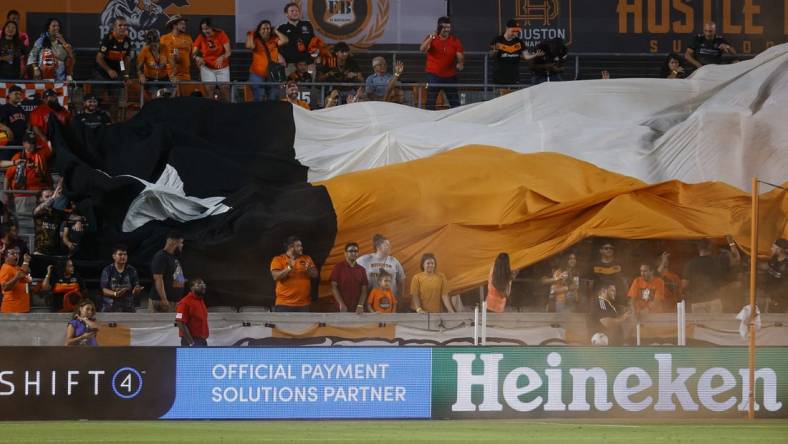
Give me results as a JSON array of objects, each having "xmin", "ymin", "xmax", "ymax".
[
  {"xmin": 75, "ymin": 110, "xmax": 112, "ymax": 130},
  {"xmin": 588, "ymin": 259, "xmax": 627, "ymax": 307},
  {"xmin": 149, "ymin": 250, "xmax": 185, "ymax": 302},
  {"xmin": 0, "ymin": 39, "xmax": 26, "ymax": 79},
  {"xmin": 0, "ymin": 103, "xmax": 28, "ymax": 147},
  {"xmin": 96, "ymin": 33, "xmax": 132, "ymax": 74},
  {"xmin": 277, "ymin": 21, "xmax": 315, "ymax": 64},
  {"xmin": 20, "ymin": 97, "xmax": 41, "ymax": 114},
  {"xmin": 490, "ymin": 35, "xmax": 526, "ymax": 84},
  {"xmin": 689, "ymin": 35, "xmax": 730, "ymax": 65},
  {"xmin": 682, "ymin": 255, "xmax": 728, "ymax": 302},
  {"xmin": 530, "ymin": 39, "xmax": 567, "ymax": 75},
  {"xmin": 33, "ymin": 207, "xmax": 64, "ymax": 255}
]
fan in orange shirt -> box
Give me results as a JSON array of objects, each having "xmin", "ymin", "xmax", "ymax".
[
  {"xmin": 0, "ymin": 247, "xmax": 32, "ymax": 313},
  {"xmin": 137, "ymin": 30, "xmax": 175, "ymax": 95},
  {"xmin": 270, "ymin": 236, "xmax": 319, "ymax": 312},
  {"xmin": 366, "ymin": 270, "xmax": 397, "ymax": 313},
  {"xmin": 627, "ymin": 263, "xmax": 666, "ymax": 314}
]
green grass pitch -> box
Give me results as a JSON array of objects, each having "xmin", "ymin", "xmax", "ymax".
[{"xmin": 2, "ymin": 420, "xmax": 787, "ymax": 443}]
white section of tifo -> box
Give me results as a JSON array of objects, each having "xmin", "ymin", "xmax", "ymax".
[
  {"xmin": 293, "ymin": 43, "xmax": 788, "ymax": 190},
  {"xmin": 122, "ymin": 164, "xmax": 231, "ymax": 232}
]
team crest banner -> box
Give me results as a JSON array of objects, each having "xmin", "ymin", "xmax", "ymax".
[{"xmin": 234, "ymin": 0, "xmax": 447, "ymax": 47}]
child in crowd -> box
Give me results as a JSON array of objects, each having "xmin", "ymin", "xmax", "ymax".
[{"xmin": 366, "ymin": 270, "xmax": 397, "ymax": 313}]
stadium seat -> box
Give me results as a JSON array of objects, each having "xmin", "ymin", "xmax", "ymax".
[
  {"xmin": 238, "ymin": 306, "xmax": 271, "ymax": 313},
  {"xmin": 207, "ymin": 306, "xmax": 237, "ymax": 313}
]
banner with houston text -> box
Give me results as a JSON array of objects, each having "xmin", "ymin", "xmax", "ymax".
[{"xmin": 452, "ymin": 0, "xmax": 787, "ymax": 53}]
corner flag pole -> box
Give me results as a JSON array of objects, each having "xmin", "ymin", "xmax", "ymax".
[{"xmin": 747, "ymin": 177, "xmax": 759, "ymax": 420}]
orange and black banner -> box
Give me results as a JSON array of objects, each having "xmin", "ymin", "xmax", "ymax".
[
  {"xmin": 5, "ymin": 0, "xmax": 235, "ymax": 50},
  {"xmin": 453, "ymin": 0, "xmax": 787, "ymax": 53}
]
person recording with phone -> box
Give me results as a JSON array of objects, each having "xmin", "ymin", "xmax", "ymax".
[
  {"xmin": 420, "ymin": 16, "xmax": 464, "ymax": 110},
  {"xmin": 65, "ymin": 299, "xmax": 99, "ymax": 346},
  {"xmin": 28, "ymin": 18, "xmax": 74, "ymax": 81}
]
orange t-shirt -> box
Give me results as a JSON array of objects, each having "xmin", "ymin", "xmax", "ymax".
[
  {"xmin": 249, "ymin": 33, "xmax": 280, "ymax": 77},
  {"xmin": 270, "ymin": 254, "xmax": 314, "ymax": 307},
  {"xmin": 486, "ymin": 269, "xmax": 509, "ymax": 313},
  {"xmin": 138, "ymin": 45, "xmax": 173, "ymax": 80},
  {"xmin": 660, "ymin": 270, "xmax": 681, "ymax": 308},
  {"xmin": 5, "ymin": 146, "xmax": 53, "ymax": 191},
  {"xmin": 627, "ymin": 276, "xmax": 666, "ymax": 312},
  {"xmin": 160, "ymin": 32, "xmax": 193, "ymax": 80},
  {"xmin": 194, "ymin": 30, "xmax": 230, "ymax": 70},
  {"xmin": 0, "ymin": 263, "xmax": 30, "ymax": 313},
  {"xmin": 368, "ymin": 288, "xmax": 396, "ymax": 313}
]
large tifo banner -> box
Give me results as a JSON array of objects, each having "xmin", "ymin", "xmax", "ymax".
[
  {"xmin": 452, "ymin": 0, "xmax": 787, "ymax": 53},
  {"xmin": 233, "ymin": 0, "xmax": 447, "ymax": 46},
  {"xmin": 1, "ymin": 347, "xmax": 786, "ymax": 419}
]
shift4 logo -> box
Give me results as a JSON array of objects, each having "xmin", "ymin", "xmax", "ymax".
[{"xmin": 0, "ymin": 366, "xmax": 144, "ymax": 399}]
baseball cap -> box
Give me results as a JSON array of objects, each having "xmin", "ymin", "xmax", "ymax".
[
  {"xmin": 43, "ymin": 89, "xmax": 57, "ymax": 98},
  {"xmin": 7, "ymin": 85, "xmax": 23, "ymax": 95},
  {"xmin": 506, "ymin": 19, "xmax": 520, "ymax": 28},
  {"xmin": 22, "ymin": 131, "xmax": 37, "ymax": 144},
  {"xmin": 83, "ymin": 94, "xmax": 98, "ymax": 101}
]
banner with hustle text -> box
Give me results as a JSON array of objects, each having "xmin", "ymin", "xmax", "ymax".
[
  {"xmin": 432, "ymin": 347, "xmax": 788, "ymax": 419},
  {"xmin": 233, "ymin": 0, "xmax": 447, "ymax": 46},
  {"xmin": 452, "ymin": 0, "xmax": 787, "ymax": 53}
]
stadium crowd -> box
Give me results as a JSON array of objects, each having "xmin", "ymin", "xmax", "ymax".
[
  {"xmin": 0, "ymin": 3, "xmax": 741, "ymax": 114},
  {"xmin": 0, "ymin": 4, "xmax": 777, "ymax": 347}
]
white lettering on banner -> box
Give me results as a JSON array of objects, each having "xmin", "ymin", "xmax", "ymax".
[
  {"xmin": 89, "ymin": 371, "xmax": 105, "ymax": 396},
  {"xmin": 452, "ymin": 353, "xmax": 504, "ymax": 412},
  {"xmin": 737, "ymin": 369, "xmax": 783, "ymax": 412},
  {"xmin": 67, "ymin": 371, "xmax": 80, "ymax": 396},
  {"xmin": 208, "ymin": 361, "xmax": 405, "ymax": 405},
  {"xmin": 502, "ymin": 367, "xmax": 542, "ymax": 412},
  {"xmin": 544, "ymin": 352, "xmax": 566, "ymax": 411},
  {"xmin": 567, "ymin": 368, "xmax": 613, "ymax": 411},
  {"xmin": 451, "ymin": 353, "xmax": 783, "ymax": 413},
  {"xmin": 25, "ymin": 371, "xmax": 40, "ymax": 396},
  {"xmin": 654, "ymin": 353, "xmax": 698, "ymax": 411},
  {"xmin": 698, "ymin": 368, "xmax": 737, "ymax": 412},
  {"xmin": 0, "ymin": 371, "xmax": 14, "ymax": 395},
  {"xmin": 613, "ymin": 367, "xmax": 654, "ymax": 411}
]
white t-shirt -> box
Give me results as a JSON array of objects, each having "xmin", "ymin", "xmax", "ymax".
[{"xmin": 356, "ymin": 253, "xmax": 406, "ymax": 296}]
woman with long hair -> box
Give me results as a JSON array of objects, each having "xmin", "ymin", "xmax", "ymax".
[
  {"xmin": 194, "ymin": 18, "xmax": 232, "ymax": 87},
  {"xmin": 65, "ymin": 299, "xmax": 99, "ymax": 346},
  {"xmin": 659, "ymin": 52, "xmax": 686, "ymax": 79},
  {"xmin": 28, "ymin": 18, "xmax": 74, "ymax": 81},
  {"xmin": 0, "ymin": 21, "xmax": 26, "ymax": 80},
  {"xmin": 486, "ymin": 252, "xmax": 519, "ymax": 312},
  {"xmin": 246, "ymin": 19, "xmax": 288, "ymax": 102}
]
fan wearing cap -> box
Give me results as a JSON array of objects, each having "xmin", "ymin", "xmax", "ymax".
[
  {"xmin": 489, "ymin": 19, "xmax": 543, "ymax": 86},
  {"xmin": 160, "ymin": 14, "xmax": 193, "ymax": 81},
  {"xmin": 29, "ymin": 88, "xmax": 70, "ymax": 147},
  {"xmin": 0, "ymin": 85, "xmax": 28, "ymax": 155},
  {"xmin": 4, "ymin": 130, "xmax": 52, "ymax": 191},
  {"xmin": 75, "ymin": 94, "xmax": 111, "ymax": 130}
]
